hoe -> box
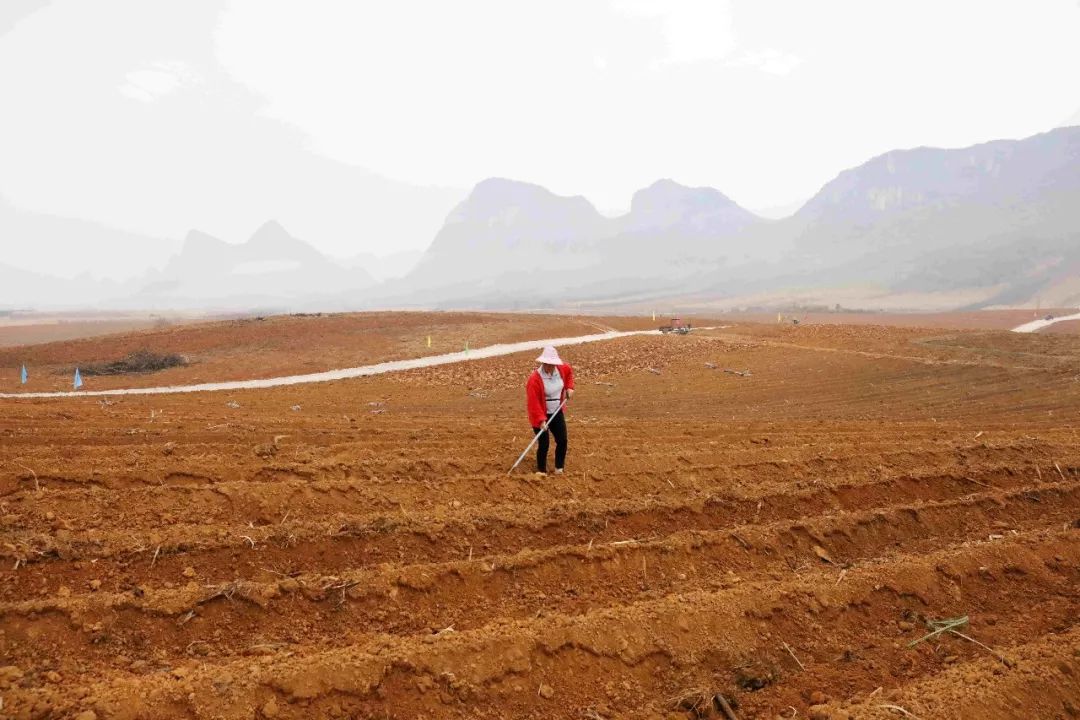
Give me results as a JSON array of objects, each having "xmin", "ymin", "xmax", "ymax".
[{"xmin": 508, "ymin": 398, "xmax": 568, "ymax": 475}]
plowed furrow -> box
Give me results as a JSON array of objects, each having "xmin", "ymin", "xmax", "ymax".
[
  {"xmin": 4, "ymin": 528, "xmax": 1076, "ymax": 720},
  {"xmin": 3, "ymin": 485, "xmax": 1077, "ymax": 676},
  {"xmin": 4, "ymin": 464, "xmax": 1075, "ymax": 602},
  {"xmin": 3, "ymin": 433, "xmax": 1073, "ymax": 496},
  {"xmin": 6, "ymin": 452, "xmax": 1075, "ymax": 536}
]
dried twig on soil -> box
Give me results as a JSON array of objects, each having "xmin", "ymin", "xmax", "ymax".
[
  {"xmin": 246, "ymin": 642, "xmax": 287, "ymax": 654},
  {"xmin": 200, "ymin": 581, "xmax": 242, "ymax": 604},
  {"xmin": 1054, "ymin": 462, "xmax": 1067, "ymax": 481},
  {"xmin": 648, "ymin": 367, "xmax": 662, "ymax": 375},
  {"xmin": 723, "ymin": 368, "xmax": 751, "ymax": 377},
  {"xmin": 14, "ymin": 462, "xmax": 39, "ymax": 492},
  {"xmin": 946, "ymin": 628, "xmax": 1013, "ymax": 666},
  {"xmin": 713, "ymin": 694, "xmax": 740, "ymax": 720},
  {"xmin": 878, "ymin": 704, "xmax": 922, "ymax": 719},
  {"xmin": 668, "ymin": 689, "xmax": 740, "ymax": 720},
  {"xmin": 150, "ymin": 545, "xmax": 161, "ymax": 568},
  {"xmin": 322, "ymin": 578, "xmax": 361, "ymax": 603},
  {"xmin": 907, "ymin": 616, "xmax": 968, "ymax": 647},
  {"xmin": 906, "ymin": 616, "xmax": 1011, "ymax": 665},
  {"xmin": 962, "ymin": 475, "xmax": 993, "ymax": 489},
  {"xmin": 782, "ymin": 641, "xmax": 806, "ymax": 671}
]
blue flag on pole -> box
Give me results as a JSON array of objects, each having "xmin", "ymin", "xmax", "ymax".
[
  {"xmin": 73, "ymin": 368, "xmax": 83, "ymax": 390},
  {"xmin": 20, "ymin": 365, "xmax": 27, "ymax": 384}
]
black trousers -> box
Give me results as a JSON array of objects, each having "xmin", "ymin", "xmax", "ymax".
[{"xmin": 533, "ymin": 410, "xmax": 567, "ymax": 472}]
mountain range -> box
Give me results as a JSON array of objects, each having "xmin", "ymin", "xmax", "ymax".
[{"xmin": 2, "ymin": 125, "xmax": 1078, "ymax": 312}]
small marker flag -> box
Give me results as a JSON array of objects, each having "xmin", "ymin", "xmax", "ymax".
[
  {"xmin": 21, "ymin": 365, "xmax": 27, "ymax": 384},
  {"xmin": 427, "ymin": 335, "xmax": 431, "ymax": 348},
  {"xmin": 73, "ymin": 368, "xmax": 83, "ymax": 390},
  {"xmin": 464, "ymin": 340, "xmax": 469, "ymax": 352},
  {"xmin": 651, "ymin": 311, "xmax": 655, "ymax": 322}
]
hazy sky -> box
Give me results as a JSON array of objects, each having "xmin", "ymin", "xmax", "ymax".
[{"xmin": 1, "ymin": 0, "xmax": 1078, "ymax": 258}]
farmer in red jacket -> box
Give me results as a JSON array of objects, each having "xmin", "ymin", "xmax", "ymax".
[{"xmin": 526, "ymin": 345, "xmax": 575, "ymax": 475}]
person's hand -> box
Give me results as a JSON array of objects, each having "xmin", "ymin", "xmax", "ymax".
[{"xmin": 566, "ymin": 388, "xmax": 575, "ymax": 399}]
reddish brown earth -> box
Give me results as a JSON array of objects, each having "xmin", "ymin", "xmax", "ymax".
[
  {"xmin": 0, "ymin": 312, "xmax": 658, "ymax": 392},
  {"xmin": 1, "ymin": 314, "xmax": 1078, "ymax": 720}
]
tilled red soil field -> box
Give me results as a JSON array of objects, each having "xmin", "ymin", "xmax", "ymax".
[
  {"xmin": 0, "ymin": 312, "xmax": 657, "ymax": 392},
  {"xmin": 1, "ymin": 316, "xmax": 1078, "ymax": 719}
]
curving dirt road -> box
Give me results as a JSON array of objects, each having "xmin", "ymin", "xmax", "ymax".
[
  {"xmin": 0, "ymin": 328, "xmax": 670, "ymax": 399},
  {"xmin": 1010, "ymin": 311, "xmax": 1080, "ymax": 333}
]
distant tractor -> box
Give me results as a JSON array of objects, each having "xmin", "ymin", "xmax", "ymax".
[{"xmin": 659, "ymin": 317, "xmax": 691, "ymax": 335}]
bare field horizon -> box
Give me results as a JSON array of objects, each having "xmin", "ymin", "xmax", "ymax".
[
  {"xmin": 3, "ymin": 305, "xmax": 1078, "ymax": 351},
  {"xmin": 4, "ymin": 308, "xmax": 1080, "ymax": 394}
]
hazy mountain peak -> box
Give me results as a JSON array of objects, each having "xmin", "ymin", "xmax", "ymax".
[
  {"xmin": 412, "ymin": 178, "xmax": 609, "ymax": 285},
  {"xmin": 631, "ymin": 178, "xmax": 741, "ymax": 213},
  {"xmin": 625, "ymin": 178, "xmax": 760, "ymax": 235},
  {"xmin": 800, "ymin": 126, "xmax": 1080, "ymax": 220},
  {"xmin": 452, "ymin": 177, "xmax": 601, "ymax": 223},
  {"xmin": 247, "ymin": 220, "xmax": 304, "ymax": 252},
  {"xmin": 182, "ymin": 229, "xmax": 227, "ymax": 251}
]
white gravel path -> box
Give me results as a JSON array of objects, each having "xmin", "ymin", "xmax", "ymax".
[{"xmin": 1010, "ymin": 311, "xmax": 1080, "ymax": 334}]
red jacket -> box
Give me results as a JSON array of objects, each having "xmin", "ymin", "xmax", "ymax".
[{"xmin": 526, "ymin": 364, "xmax": 574, "ymax": 427}]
